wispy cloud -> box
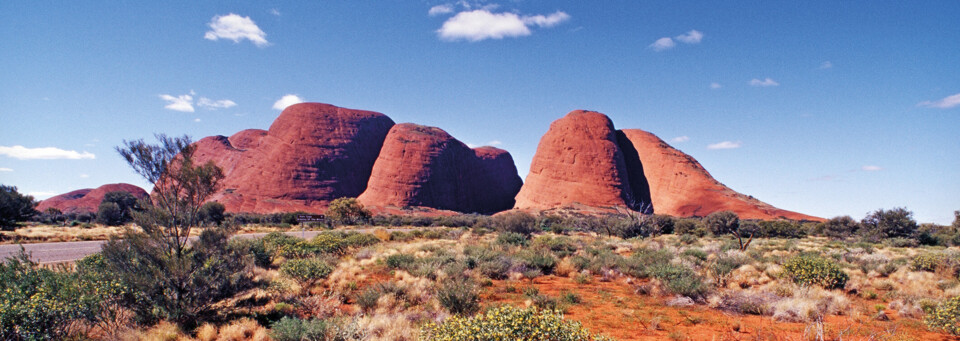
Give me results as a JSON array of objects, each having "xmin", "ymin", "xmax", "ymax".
[
  {"xmin": 193, "ymin": 118, "xmax": 202, "ymax": 123},
  {"xmin": 159, "ymin": 94, "xmax": 194, "ymax": 112},
  {"xmin": 670, "ymin": 136, "xmax": 690, "ymax": 143},
  {"xmin": 749, "ymin": 78, "xmax": 779, "ymax": 87},
  {"xmin": 0, "ymin": 167, "xmax": 12, "ymax": 172},
  {"xmin": 861, "ymin": 165, "xmax": 883, "ymax": 171},
  {"xmin": 918, "ymin": 92, "xmax": 960, "ymax": 109},
  {"xmin": 436, "ymin": 9, "xmax": 570, "ymax": 42},
  {"xmin": 710, "ymin": 82, "xmax": 722, "ymax": 89},
  {"xmin": 269, "ymin": 8, "xmax": 281, "ymax": 16},
  {"xmin": 79, "ymin": 174, "xmax": 89, "ymax": 178},
  {"xmin": 675, "ymin": 30, "xmax": 703, "ymax": 44},
  {"xmin": 819, "ymin": 61, "xmax": 833, "ymax": 69},
  {"xmin": 649, "ymin": 37, "xmax": 675, "ymax": 51},
  {"xmin": 204, "ymin": 13, "xmax": 269, "ymax": 47},
  {"xmin": 429, "ymin": 4, "xmax": 454, "ymax": 16},
  {"xmin": 707, "ymin": 141, "xmax": 742, "ymax": 150},
  {"xmin": 466, "ymin": 140, "xmax": 503, "ymax": 148},
  {"xmin": 273, "ymin": 94, "xmax": 304, "ymax": 110},
  {"xmin": 197, "ymin": 97, "xmax": 237, "ymax": 110},
  {"xmin": 650, "ymin": 29, "xmax": 702, "ymax": 52},
  {"xmin": 0, "ymin": 146, "xmax": 95, "ymax": 160}
]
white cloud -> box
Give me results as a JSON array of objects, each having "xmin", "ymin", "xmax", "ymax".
[
  {"xmin": 670, "ymin": 136, "xmax": 690, "ymax": 143},
  {"xmin": 861, "ymin": 165, "xmax": 883, "ymax": 171},
  {"xmin": 675, "ymin": 30, "xmax": 703, "ymax": 44},
  {"xmin": 204, "ymin": 13, "xmax": 269, "ymax": 47},
  {"xmin": 270, "ymin": 8, "xmax": 281, "ymax": 16},
  {"xmin": 273, "ymin": 94, "xmax": 304, "ymax": 110},
  {"xmin": 197, "ymin": 97, "xmax": 237, "ymax": 109},
  {"xmin": 707, "ymin": 141, "xmax": 742, "ymax": 150},
  {"xmin": 27, "ymin": 191, "xmax": 58, "ymax": 199},
  {"xmin": 429, "ymin": 4, "xmax": 454, "ymax": 16},
  {"xmin": 194, "ymin": 118, "xmax": 202, "ymax": 122},
  {"xmin": 749, "ymin": 78, "xmax": 779, "ymax": 87},
  {"xmin": 159, "ymin": 94, "xmax": 194, "ymax": 112},
  {"xmin": 710, "ymin": 82, "xmax": 722, "ymax": 89},
  {"xmin": 0, "ymin": 146, "xmax": 95, "ymax": 160},
  {"xmin": 79, "ymin": 174, "xmax": 89, "ymax": 178},
  {"xmin": 918, "ymin": 92, "xmax": 960, "ymax": 109},
  {"xmin": 649, "ymin": 37, "xmax": 675, "ymax": 51},
  {"xmin": 522, "ymin": 11, "xmax": 571, "ymax": 28},
  {"xmin": 487, "ymin": 140, "xmax": 502, "ymax": 146},
  {"xmin": 436, "ymin": 9, "xmax": 570, "ymax": 42},
  {"xmin": 0, "ymin": 167, "xmax": 12, "ymax": 172},
  {"xmin": 819, "ymin": 61, "xmax": 833, "ymax": 69}
]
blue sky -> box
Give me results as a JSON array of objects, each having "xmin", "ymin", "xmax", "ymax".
[{"xmin": 1, "ymin": 1, "xmax": 958, "ymax": 224}]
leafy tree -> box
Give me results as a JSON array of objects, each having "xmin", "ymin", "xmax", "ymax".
[
  {"xmin": 954, "ymin": 210, "xmax": 960, "ymax": 229},
  {"xmin": 102, "ymin": 134, "xmax": 248, "ymax": 326},
  {"xmin": 198, "ymin": 201, "xmax": 226, "ymax": 226},
  {"xmin": 0, "ymin": 185, "xmax": 37, "ymax": 229},
  {"xmin": 325, "ymin": 197, "xmax": 370, "ymax": 226},
  {"xmin": 101, "ymin": 191, "xmax": 140, "ymax": 223},
  {"xmin": 860, "ymin": 207, "xmax": 918, "ymax": 240},
  {"xmin": 819, "ymin": 215, "xmax": 860, "ymax": 239},
  {"xmin": 705, "ymin": 211, "xmax": 752, "ymax": 250},
  {"xmin": 96, "ymin": 201, "xmax": 124, "ymax": 226}
]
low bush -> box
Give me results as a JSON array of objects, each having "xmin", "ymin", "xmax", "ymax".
[
  {"xmin": 711, "ymin": 254, "xmax": 747, "ymax": 286},
  {"xmin": 422, "ymin": 306, "xmax": 613, "ymax": 341},
  {"xmin": 782, "ymin": 255, "xmax": 848, "ymax": 289},
  {"xmin": 496, "ymin": 232, "xmax": 529, "ymax": 246},
  {"xmin": 280, "ymin": 258, "xmax": 333, "ymax": 283},
  {"xmin": 532, "ymin": 235, "xmax": 579, "ymax": 258},
  {"xmin": 271, "ymin": 316, "xmax": 329, "ymax": 341},
  {"xmin": 517, "ymin": 250, "xmax": 557, "ymax": 275},
  {"xmin": 436, "ymin": 279, "xmax": 480, "ymax": 316},
  {"xmin": 924, "ymin": 296, "xmax": 960, "ymax": 335},
  {"xmin": 620, "ymin": 248, "xmax": 674, "ymax": 278},
  {"xmin": 385, "ymin": 253, "xmax": 416, "ymax": 270},
  {"xmin": 650, "ymin": 264, "xmax": 708, "ymax": 299},
  {"xmin": 490, "ymin": 211, "xmax": 539, "ymax": 235},
  {"xmin": 0, "ymin": 251, "xmax": 88, "ymax": 340}
]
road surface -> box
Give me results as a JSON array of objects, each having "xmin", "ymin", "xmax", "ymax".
[{"xmin": 0, "ymin": 229, "xmax": 401, "ymax": 264}]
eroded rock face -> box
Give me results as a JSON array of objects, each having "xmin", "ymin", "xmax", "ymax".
[
  {"xmin": 191, "ymin": 103, "xmax": 396, "ymax": 213},
  {"xmin": 37, "ymin": 183, "xmax": 148, "ymax": 214},
  {"xmin": 619, "ymin": 129, "xmax": 822, "ymax": 221},
  {"xmin": 357, "ymin": 124, "xmax": 522, "ymax": 213},
  {"xmin": 514, "ymin": 110, "xmax": 650, "ymax": 211}
]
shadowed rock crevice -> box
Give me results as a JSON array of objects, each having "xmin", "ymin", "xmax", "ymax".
[{"xmin": 616, "ymin": 130, "xmax": 654, "ymax": 214}]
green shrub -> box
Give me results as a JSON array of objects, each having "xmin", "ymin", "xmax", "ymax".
[
  {"xmin": 532, "ymin": 235, "xmax": 579, "ymax": 258},
  {"xmin": 860, "ymin": 207, "xmax": 918, "ymax": 241},
  {"xmin": 650, "ymin": 264, "xmax": 708, "ymax": 299},
  {"xmin": 620, "ymin": 248, "xmax": 674, "ymax": 278},
  {"xmin": 326, "ymin": 197, "xmax": 371, "ymax": 226},
  {"xmin": 198, "ymin": 201, "xmax": 226, "ymax": 226},
  {"xmin": 496, "ymin": 232, "xmax": 529, "ymax": 246},
  {"xmin": 354, "ymin": 287, "xmax": 382, "ymax": 313},
  {"xmin": 711, "ymin": 254, "xmax": 747, "ymax": 286},
  {"xmin": 96, "ymin": 201, "xmax": 125, "ymax": 226},
  {"xmin": 271, "ymin": 316, "xmax": 329, "ymax": 341},
  {"xmin": 0, "ymin": 185, "xmax": 37, "ymax": 229},
  {"xmin": 782, "ymin": 255, "xmax": 848, "ymax": 289},
  {"xmin": 422, "ymin": 306, "xmax": 613, "ymax": 341},
  {"xmin": 0, "ymin": 251, "xmax": 89, "ymax": 340},
  {"xmin": 385, "ymin": 253, "xmax": 416, "ymax": 270},
  {"xmin": 436, "ymin": 279, "xmax": 480, "ymax": 316},
  {"xmin": 681, "ymin": 248, "xmax": 708, "ymax": 262},
  {"xmin": 925, "ymin": 295, "xmax": 960, "ymax": 335},
  {"xmin": 517, "ymin": 250, "xmax": 557, "ymax": 275},
  {"xmin": 912, "ymin": 253, "xmax": 943, "ymax": 272},
  {"xmin": 342, "ymin": 233, "xmax": 380, "ymax": 248},
  {"xmin": 675, "ymin": 218, "xmax": 706, "ymax": 237},
  {"xmin": 280, "ymin": 258, "xmax": 333, "ymax": 283},
  {"xmin": 490, "ymin": 211, "xmax": 539, "ymax": 235}
]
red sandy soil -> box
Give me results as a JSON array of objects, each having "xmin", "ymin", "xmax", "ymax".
[{"xmin": 482, "ymin": 275, "xmax": 954, "ymax": 341}]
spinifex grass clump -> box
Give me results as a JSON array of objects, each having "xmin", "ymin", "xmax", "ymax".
[
  {"xmin": 782, "ymin": 255, "xmax": 848, "ymax": 289},
  {"xmin": 422, "ymin": 306, "xmax": 613, "ymax": 341}
]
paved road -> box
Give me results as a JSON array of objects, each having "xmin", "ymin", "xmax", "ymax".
[{"xmin": 0, "ymin": 229, "xmax": 390, "ymax": 264}]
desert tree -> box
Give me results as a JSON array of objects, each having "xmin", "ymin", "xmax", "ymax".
[
  {"xmin": 860, "ymin": 207, "xmax": 918, "ymax": 240},
  {"xmin": 0, "ymin": 185, "xmax": 37, "ymax": 229},
  {"xmin": 705, "ymin": 210, "xmax": 752, "ymax": 251},
  {"xmin": 103, "ymin": 134, "xmax": 248, "ymax": 325}
]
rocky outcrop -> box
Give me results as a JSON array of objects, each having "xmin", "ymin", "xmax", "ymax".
[
  {"xmin": 191, "ymin": 102, "xmax": 396, "ymax": 213},
  {"xmin": 618, "ymin": 129, "xmax": 822, "ymax": 221},
  {"xmin": 514, "ymin": 110, "xmax": 651, "ymax": 212},
  {"xmin": 515, "ymin": 110, "xmax": 820, "ymax": 221},
  {"xmin": 37, "ymin": 183, "xmax": 148, "ymax": 214},
  {"xmin": 357, "ymin": 124, "xmax": 522, "ymax": 213}
]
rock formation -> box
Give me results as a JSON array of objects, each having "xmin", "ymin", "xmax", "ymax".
[
  {"xmin": 515, "ymin": 110, "xmax": 821, "ymax": 221},
  {"xmin": 357, "ymin": 123, "xmax": 522, "ymax": 213},
  {"xmin": 618, "ymin": 129, "xmax": 821, "ymax": 221},
  {"xmin": 191, "ymin": 102, "xmax": 396, "ymax": 213},
  {"xmin": 514, "ymin": 110, "xmax": 652, "ymax": 212},
  {"xmin": 37, "ymin": 183, "xmax": 148, "ymax": 214}
]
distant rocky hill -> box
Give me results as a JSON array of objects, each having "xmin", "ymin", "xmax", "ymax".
[
  {"xmin": 515, "ymin": 110, "xmax": 821, "ymax": 221},
  {"xmin": 37, "ymin": 183, "xmax": 148, "ymax": 214},
  {"xmin": 40, "ymin": 103, "xmax": 821, "ymax": 221}
]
